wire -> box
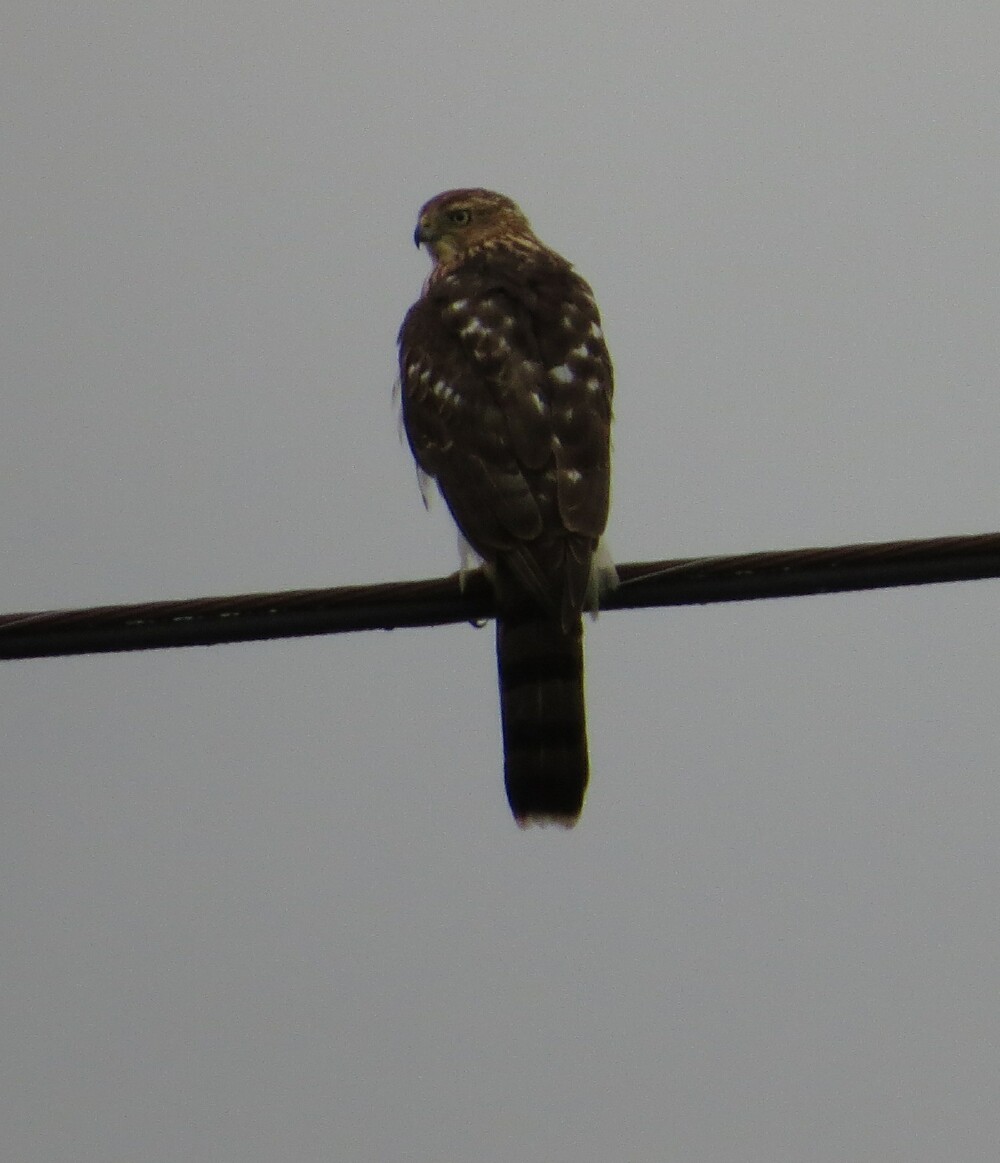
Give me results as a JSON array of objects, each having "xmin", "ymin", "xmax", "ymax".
[{"xmin": 1, "ymin": 531, "xmax": 998, "ymax": 661}]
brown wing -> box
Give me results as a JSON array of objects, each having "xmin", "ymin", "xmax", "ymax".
[{"xmin": 398, "ymin": 246, "xmax": 613, "ymax": 618}]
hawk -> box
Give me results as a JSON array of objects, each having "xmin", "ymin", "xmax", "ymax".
[{"xmin": 397, "ymin": 189, "xmax": 614, "ymax": 826}]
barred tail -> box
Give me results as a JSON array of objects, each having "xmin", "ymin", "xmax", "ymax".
[{"xmin": 496, "ymin": 609, "xmax": 589, "ymax": 827}]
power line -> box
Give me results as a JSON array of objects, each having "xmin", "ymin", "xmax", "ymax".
[{"xmin": 1, "ymin": 531, "xmax": 998, "ymax": 662}]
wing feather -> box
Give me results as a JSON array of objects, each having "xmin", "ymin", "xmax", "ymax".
[{"xmin": 398, "ymin": 245, "xmax": 613, "ymax": 618}]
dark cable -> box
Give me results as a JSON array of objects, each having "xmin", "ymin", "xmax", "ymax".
[{"xmin": 1, "ymin": 532, "xmax": 998, "ymax": 661}]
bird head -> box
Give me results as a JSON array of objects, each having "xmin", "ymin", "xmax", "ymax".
[{"xmin": 413, "ymin": 188, "xmax": 536, "ymax": 265}]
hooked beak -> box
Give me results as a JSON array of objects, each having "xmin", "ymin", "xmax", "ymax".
[{"xmin": 414, "ymin": 217, "xmax": 433, "ymax": 248}]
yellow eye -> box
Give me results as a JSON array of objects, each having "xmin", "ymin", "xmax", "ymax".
[{"xmin": 447, "ymin": 208, "xmax": 471, "ymax": 226}]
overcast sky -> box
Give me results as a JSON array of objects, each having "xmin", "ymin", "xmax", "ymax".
[{"xmin": 4, "ymin": 4, "xmax": 1000, "ymax": 1160}]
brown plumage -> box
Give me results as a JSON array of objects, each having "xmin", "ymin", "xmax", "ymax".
[{"xmin": 398, "ymin": 189, "xmax": 614, "ymax": 826}]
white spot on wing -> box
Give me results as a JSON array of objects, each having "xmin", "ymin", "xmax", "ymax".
[
  {"xmin": 549, "ymin": 364, "xmax": 574, "ymax": 384},
  {"xmin": 460, "ymin": 318, "xmax": 486, "ymax": 337},
  {"xmin": 432, "ymin": 379, "xmax": 456, "ymax": 404},
  {"xmin": 571, "ymin": 343, "xmax": 590, "ymax": 359},
  {"xmin": 529, "ymin": 391, "xmax": 546, "ymax": 414},
  {"xmin": 589, "ymin": 322, "xmax": 603, "ymax": 340},
  {"xmin": 563, "ymin": 468, "xmax": 583, "ymax": 484}
]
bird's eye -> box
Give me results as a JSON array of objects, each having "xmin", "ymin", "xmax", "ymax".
[{"xmin": 447, "ymin": 208, "xmax": 471, "ymax": 226}]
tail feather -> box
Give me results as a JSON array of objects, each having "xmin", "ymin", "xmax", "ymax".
[{"xmin": 496, "ymin": 608, "xmax": 588, "ymax": 826}]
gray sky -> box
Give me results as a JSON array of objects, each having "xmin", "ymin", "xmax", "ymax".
[{"xmin": 3, "ymin": 4, "xmax": 1000, "ymax": 1160}]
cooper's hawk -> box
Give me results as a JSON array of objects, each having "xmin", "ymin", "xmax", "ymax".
[{"xmin": 397, "ymin": 189, "xmax": 614, "ymax": 826}]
